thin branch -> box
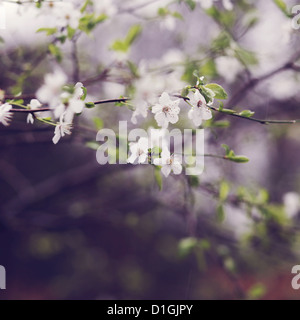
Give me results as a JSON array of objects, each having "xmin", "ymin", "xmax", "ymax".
[
  {"xmin": 9, "ymin": 98, "xmax": 131, "ymax": 113},
  {"xmin": 175, "ymin": 95, "xmax": 298, "ymax": 125}
]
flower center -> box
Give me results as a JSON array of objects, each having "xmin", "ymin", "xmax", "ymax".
[
  {"xmin": 162, "ymin": 106, "xmax": 170, "ymax": 113},
  {"xmin": 167, "ymin": 158, "xmax": 173, "ymax": 165},
  {"xmin": 137, "ymin": 148, "xmax": 144, "ymax": 156},
  {"xmin": 197, "ymin": 100, "xmax": 204, "ymax": 108}
]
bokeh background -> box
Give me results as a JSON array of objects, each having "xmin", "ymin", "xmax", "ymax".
[{"xmin": 0, "ymin": 0, "xmax": 300, "ymax": 300}]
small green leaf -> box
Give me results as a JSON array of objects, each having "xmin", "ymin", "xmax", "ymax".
[
  {"xmin": 36, "ymin": 27, "xmax": 58, "ymax": 35},
  {"xmin": 239, "ymin": 110, "xmax": 255, "ymax": 117},
  {"xmin": 183, "ymin": 0, "xmax": 196, "ymax": 11},
  {"xmin": 48, "ymin": 44, "xmax": 63, "ymax": 62},
  {"xmin": 217, "ymin": 204, "xmax": 226, "ymax": 223},
  {"xmin": 125, "ymin": 24, "xmax": 142, "ymax": 46},
  {"xmin": 273, "ymin": 0, "xmax": 292, "ymax": 17},
  {"xmin": 85, "ymin": 102, "xmax": 95, "ymax": 108},
  {"xmin": 178, "ymin": 237, "xmax": 197, "ymax": 257},
  {"xmin": 226, "ymin": 156, "xmax": 250, "ymax": 163},
  {"xmin": 154, "ymin": 167, "xmax": 163, "ymax": 191},
  {"xmin": 93, "ymin": 117, "xmax": 103, "ymax": 130},
  {"xmin": 221, "ymin": 144, "xmax": 231, "ymax": 156},
  {"xmin": 247, "ymin": 283, "xmax": 266, "ymax": 300},
  {"xmin": 219, "ymin": 181, "xmax": 230, "ymax": 202},
  {"xmin": 205, "ymin": 83, "xmax": 228, "ymax": 100}
]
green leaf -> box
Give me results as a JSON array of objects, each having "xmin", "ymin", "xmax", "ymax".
[
  {"xmin": 85, "ymin": 102, "xmax": 95, "ymax": 108},
  {"xmin": 239, "ymin": 110, "xmax": 255, "ymax": 117},
  {"xmin": 273, "ymin": 0, "xmax": 292, "ymax": 17},
  {"xmin": 154, "ymin": 167, "xmax": 163, "ymax": 191},
  {"xmin": 125, "ymin": 24, "xmax": 142, "ymax": 46},
  {"xmin": 217, "ymin": 204, "xmax": 226, "ymax": 223},
  {"xmin": 183, "ymin": 0, "xmax": 196, "ymax": 11},
  {"xmin": 234, "ymin": 47, "xmax": 258, "ymax": 65},
  {"xmin": 67, "ymin": 26, "xmax": 76, "ymax": 39},
  {"xmin": 247, "ymin": 283, "xmax": 266, "ymax": 300},
  {"xmin": 199, "ymin": 59, "xmax": 217, "ymax": 78},
  {"xmin": 48, "ymin": 44, "xmax": 63, "ymax": 63},
  {"xmin": 221, "ymin": 144, "xmax": 231, "ymax": 156},
  {"xmin": 93, "ymin": 117, "xmax": 103, "ymax": 130},
  {"xmin": 36, "ymin": 27, "xmax": 57, "ymax": 36},
  {"xmin": 205, "ymin": 83, "xmax": 228, "ymax": 100},
  {"xmin": 219, "ymin": 181, "xmax": 230, "ymax": 202},
  {"xmin": 226, "ymin": 156, "xmax": 250, "ymax": 163},
  {"xmin": 178, "ymin": 237, "xmax": 197, "ymax": 257}
]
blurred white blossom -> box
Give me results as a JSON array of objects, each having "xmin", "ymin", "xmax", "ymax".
[
  {"xmin": 27, "ymin": 99, "xmax": 42, "ymax": 124},
  {"xmin": 215, "ymin": 56, "xmax": 243, "ymax": 83},
  {"xmin": 0, "ymin": 103, "xmax": 12, "ymax": 126},
  {"xmin": 283, "ymin": 192, "xmax": 300, "ymax": 219},
  {"xmin": 53, "ymin": 113, "xmax": 73, "ymax": 145}
]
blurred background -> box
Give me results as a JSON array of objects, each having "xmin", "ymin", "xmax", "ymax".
[{"xmin": 0, "ymin": 0, "xmax": 300, "ymax": 300}]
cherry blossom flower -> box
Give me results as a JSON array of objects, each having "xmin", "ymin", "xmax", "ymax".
[
  {"xmin": 94, "ymin": 0, "xmax": 117, "ymax": 17},
  {"xmin": 152, "ymin": 92, "xmax": 180, "ymax": 128},
  {"xmin": 188, "ymin": 91, "xmax": 213, "ymax": 127},
  {"xmin": 37, "ymin": 69, "xmax": 67, "ymax": 108},
  {"xmin": 127, "ymin": 137, "xmax": 149, "ymax": 164},
  {"xmin": 154, "ymin": 149, "xmax": 182, "ymax": 177},
  {"xmin": 215, "ymin": 56, "xmax": 243, "ymax": 83},
  {"xmin": 27, "ymin": 99, "xmax": 42, "ymax": 124},
  {"xmin": 56, "ymin": 3, "xmax": 81, "ymax": 29},
  {"xmin": 57, "ymin": 82, "xmax": 85, "ymax": 122},
  {"xmin": 131, "ymin": 100, "xmax": 149, "ymax": 124},
  {"xmin": 52, "ymin": 113, "xmax": 72, "ymax": 145},
  {"xmin": 0, "ymin": 103, "xmax": 12, "ymax": 127}
]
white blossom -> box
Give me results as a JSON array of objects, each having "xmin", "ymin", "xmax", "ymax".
[
  {"xmin": 37, "ymin": 69, "xmax": 67, "ymax": 108},
  {"xmin": 127, "ymin": 137, "xmax": 149, "ymax": 164},
  {"xmin": 152, "ymin": 92, "xmax": 180, "ymax": 128},
  {"xmin": 0, "ymin": 103, "xmax": 12, "ymax": 126},
  {"xmin": 27, "ymin": 99, "xmax": 42, "ymax": 124},
  {"xmin": 52, "ymin": 113, "xmax": 72, "ymax": 145},
  {"xmin": 94, "ymin": 0, "xmax": 117, "ymax": 17},
  {"xmin": 131, "ymin": 100, "xmax": 149, "ymax": 124},
  {"xmin": 283, "ymin": 192, "xmax": 300, "ymax": 219},
  {"xmin": 188, "ymin": 91, "xmax": 213, "ymax": 127},
  {"xmin": 154, "ymin": 149, "xmax": 182, "ymax": 177},
  {"xmin": 215, "ymin": 56, "xmax": 243, "ymax": 83},
  {"xmin": 56, "ymin": 3, "xmax": 81, "ymax": 29}
]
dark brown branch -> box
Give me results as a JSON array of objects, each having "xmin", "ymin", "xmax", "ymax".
[{"xmin": 9, "ymin": 98, "xmax": 131, "ymax": 113}]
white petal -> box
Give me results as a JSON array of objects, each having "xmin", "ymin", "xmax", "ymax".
[
  {"xmin": 161, "ymin": 165, "xmax": 172, "ymax": 177},
  {"xmin": 138, "ymin": 154, "xmax": 148, "ymax": 164},
  {"xmin": 27, "ymin": 114, "xmax": 34, "ymax": 124},
  {"xmin": 155, "ymin": 112, "xmax": 168, "ymax": 128},
  {"xmin": 70, "ymin": 99, "xmax": 84, "ymax": 113},
  {"xmin": 201, "ymin": 107, "xmax": 213, "ymax": 120},
  {"xmin": 52, "ymin": 131, "xmax": 61, "ymax": 145},
  {"xmin": 166, "ymin": 112, "xmax": 179, "ymax": 124},
  {"xmin": 152, "ymin": 104, "xmax": 163, "ymax": 114},
  {"xmin": 30, "ymin": 99, "xmax": 42, "ymax": 109},
  {"xmin": 159, "ymin": 92, "xmax": 172, "ymax": 106},
  {"xmin": 172, "ymin": 163, "xmax": 182, "ymax": 175}
]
